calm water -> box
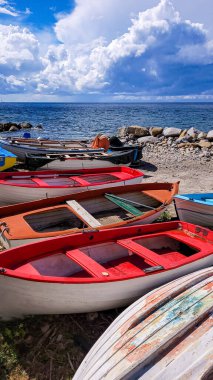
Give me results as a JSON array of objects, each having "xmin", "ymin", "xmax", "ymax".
[{"xmin": 0, "ymin": 102, "xmax": 213, "ymax": 139}]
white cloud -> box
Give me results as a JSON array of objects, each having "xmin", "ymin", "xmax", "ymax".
[
  {"xmin": 0, "ymin": 0, "xmax": 18, "ymax": 16},
  {"xmin": 0, "ymin": 0, "xmax": 213, "ymax": 97}
]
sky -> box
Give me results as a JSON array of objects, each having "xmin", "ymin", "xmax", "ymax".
[{"xmin": 0, "ymin": 0, "xmax": 213, "ymax": 102}]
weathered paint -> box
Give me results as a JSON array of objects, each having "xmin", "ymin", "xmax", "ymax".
[{"xmin": 74, "ymin": 267, "xmax": 213, "ymax": 380}]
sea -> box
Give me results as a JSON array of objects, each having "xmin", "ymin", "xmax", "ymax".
[{"xmin": 0, "ymin": 102, "xmax": 213, "ymax": 140}]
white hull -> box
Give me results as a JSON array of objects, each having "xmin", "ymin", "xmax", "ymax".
[
  {"xmin": 74, "ymin": 267, "xmax": 213, "ymax": 380},
  {"xmin": 38, "ymin": 159, "xmax": 128, "ymax": 170},
  {"xmin": 0, "ymin": 207, "xmax": 164, "ymax": 249},
  {"xmin": 0, "ymin": 177, "xmax": 142, "ymax": 205},
  {"xmin": 175, "ymin": 198, "xmax": 213, "ymax": 227},
  {"xmin": 0, "ymin": 255, "xmax": 212, "ymax": 320}
]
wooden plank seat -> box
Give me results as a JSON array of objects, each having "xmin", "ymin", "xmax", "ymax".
[
  {"xmin": 31, "ymin": 177, "xmax": 49, "ymax": 187},
  {"xmin": 111, "ymin": 172, "xmax": 134, "ymax": 180},
  {"xmin": 165, "ymin": 231, "xmax": 212, "ymax": 252},
  {"xmin": 66, "ymin": 249, "xmax": 110, "ymax": 278},
  {"xmin": 70, "ymin": 176, "xmax": 91, "ymax": 186},
  {"xmin": 117, "ymin": 239, "xmax": 172, "ymax": 269},
  {"xmin": 66, "ymin": 200, "xmax": 101, "ymax": 228}
]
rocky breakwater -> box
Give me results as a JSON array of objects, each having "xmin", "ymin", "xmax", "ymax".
[
  {"xmin": 118, "ymin": 125, "xmax": 213, "ymax": 163},
  {"xmin": 0, "ymin": 122, "xmax": 43, "ymax": 132}
]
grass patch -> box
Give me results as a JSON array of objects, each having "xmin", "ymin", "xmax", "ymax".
[{"xmin": 0, "ymin": 310, "xmax": 120, "ymax": 379}]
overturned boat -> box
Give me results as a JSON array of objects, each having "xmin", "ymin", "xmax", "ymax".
[{"xmin": 74, "ymin": 266, "xmax": 213, "ymax": 380}]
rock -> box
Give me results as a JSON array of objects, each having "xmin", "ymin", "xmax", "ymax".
[
  {"xmin": 187, "ymin": 127, "xmax": 201, "ymax": 138},
  {"xmin": 149, "ymin": 127, "xmax": 163, "ymax": 137},
  {"xmin": 0, "ymin": 123, "xmax": 4, "ymax": 132},
  {"xmin": 198, "ymin": 132, "xmax": 207, "ymax": 140},
  {"xmin": 207, "ymin": 130, "xmax": 213, "ymax": 141},
  {"xmin": 176, "ymin": 133, "xmax": 193, "ymax": 144},
  {"xmin": 137, "ymin": 136, "xmax": 158, "ymax": 144},
  {"xmin": 126, "ymin": 125, "xmax": 150, "ymax": 137},
  {"xmin": 2, "ymin": 122, "xmax": 17, "ymax": 131},
  {"xmin": 36, "ymin": 124, "xmax": 43, "ymax": 129},
  {"xmin": 198, "ymin": 140, "xmax": 212, "ymax": 149},
  {"xmin": 163, "ymin": 127, "xmax": 181, "ymax": 138},
  {"xmin": 179, "ymin": 129, "xmax": 188, "ymax": 138},
  {"xmin": 177, "ymin": 142, "xmax": 192, "ymax": 148},
  {"xmin": 19, "ymin": 122, "xmax": 33, "ymax": 129},
  {"xmin": 9, "ymin": 126, "xmax": 19, "ymax": 132},
  {"xmin": 117, "ymin": 127, "xmax": 127, "ymax": 138}
]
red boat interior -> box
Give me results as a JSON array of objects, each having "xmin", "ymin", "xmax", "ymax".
[
  {"xmin": 0, "ymin": 170, "xmax": 140, "ymax": 188},
  {"xmin": 4, "ymin": 229, "xmax": 212, "ymax": 281}
]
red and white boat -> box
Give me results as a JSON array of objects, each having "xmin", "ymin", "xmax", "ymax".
[
  {"xmin": 74, "ymin": 266, "xmax": 213, "ymax": 380},
  {"xmin": 0, "ymin": 221, "xmax": 212, "ymax": 319},
  {"xmin": 0, "ymin": 167, "xmax": 144, "ymax": 205}
]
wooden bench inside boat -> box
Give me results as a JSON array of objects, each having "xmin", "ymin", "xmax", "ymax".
[
  {"xmin": 70, "ymin": 176, "xmax": 91, "ymax": 186},
  {"xmin": 165, "ymin": 231, "xmax": 212, "ymax": 252},
  {"xmin": 66, "ymin": 200, "xmax": 101, "ymax": 228},
  {"xmin": 117, "ymin": 239, "xmax": 172, "ymax": 270},
  {"xmin": 31, "ymin": 177, "xmax": 49, "ymax": 187},
  {"xmin": 66, "ymin": 250, "xmax": 111, "ymax": 278}
]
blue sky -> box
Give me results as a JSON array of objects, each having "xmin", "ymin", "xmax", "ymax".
[{"xmin": 0, "ymin": 0, "xmax": 213, "ymax": 101}]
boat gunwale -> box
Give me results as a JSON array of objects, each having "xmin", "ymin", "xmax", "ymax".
[
  {"xmin": 0, "ymin": 182, "xmax": 179, "ymax": 241},
  {"xmin": 0, "ymin": 221, "xmax": 212, "ymax": 284},
  {"xmin": 0, "ymin": 167, "xmax": 144, "ymax": 189}
]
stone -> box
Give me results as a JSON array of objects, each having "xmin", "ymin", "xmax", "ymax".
[
  {"xmin": 149, "ymin": 127, "xmax": 163, "ymax": 137},
  {"xmin": 187, "ymin": 127, "xmax": 201, "ymax": 138},
  {"xmin": 137, "ymin": 136, "xmax": 158, "ymax": 144},
  {"xmin": 9, "ymin": 126, "xmax": 19, "ymax": 132},
  {"xmin": 207, "ymin": 130, "xmax": 213, "ymax": 141},
  {"xmin": 198, "ymin": 132, "xmax": 207, "ymax": 140},
  {"xmin": 126, "ymin": 125, "xmax": 150, "ymax": 137},
  {"xmin": 179, "ymin": 129, "xmax": 188, "ymax": 138},
  {"xmin": 117, "ymin": 127, "xmax": 127, "ymax": 138},
  {"xmin": 36, "ymin": 124, "xmax": 43, "ymax": 129},
  {"xmin": 163, "ymin": 127, "xmax": 181, "ymax": 137},
  {"xmin": 198, "ymin": 140, "xmax": 212, "ymax": 149},
  {"xmin": 19, "ymin": 122, "xmax": 33, "ymax": 129}
]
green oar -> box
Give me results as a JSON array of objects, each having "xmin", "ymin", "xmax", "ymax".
[{"xmin": 105, "ymin": 194, "xmax": 143, "ymax": 216}]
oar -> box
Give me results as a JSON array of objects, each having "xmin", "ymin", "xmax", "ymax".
[{"xmin": 105, "ymin": 193, "xmax": 156, "ymax": 210}]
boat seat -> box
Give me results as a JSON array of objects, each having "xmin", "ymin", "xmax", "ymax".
[
  {"xmin": 15, "ymin": 262, "xmax": 40, "ymax": 276},
  {"xmin": 165, "ymin": 232, "xmax": 213, "ymax": 252},
  {"xmin": 117, "ymin": 239, "xmax": 172, "ymax": 269},
  {"xmin": 66, "ymin": 249, "xmax": 111, "ymax": 278},
  {"xmin": 31, "ymin": 177, "xmax": 49, "ymax": 187},
  {"xmin": 112, "ymin": 172, "xmax": 133, "ymax": 180},
  {"xmin": 66, "ymin": 200, "xmax": 101, "ymax": 228},
  {"xmin": 71, "ymin": 176, "xmax": 90, "ymax": 186}
]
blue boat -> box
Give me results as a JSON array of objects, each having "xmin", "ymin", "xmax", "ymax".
[
  {"xmin": 0, "ymin": 147, "xmax": 17, "ymax": 171},
  {"xmin": 174, "ymin": 193, "xmax": 213, "ymax": 228}
]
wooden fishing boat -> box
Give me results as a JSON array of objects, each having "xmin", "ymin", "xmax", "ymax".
[
  {"xmin": 74, "ymin": 266, "xmax": 213, "ymax": 380},
  {"xmin": 0, "ymin": 222, "xmax": 212, "ymax": 319},
  {"xmin": 0, "ymin": 137, "xmax": 142, "ymax": 164},
  {"xmin": 0, "ymin": 182, "xmax": 179, "ymax": 248},
  {"xmin": 0, "ymin": 138, "xmax": 104, "ymax": 161},
  {"xmin": 0, "ymin": 167, "xmax": 144, "ymax": 205},
  {"xmin": 25, "ymin": 148, "xmax": 142, "ymax": 170},
  {"xmin": 174, "ymin": 193, "xmax": 213, "ymax": 228},
  {"xmin": 0, "ymin": 147, "xmax": 16, "ymax": 171}
]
